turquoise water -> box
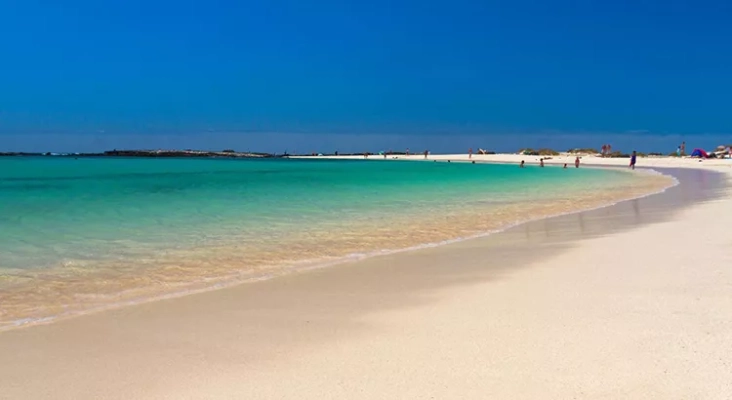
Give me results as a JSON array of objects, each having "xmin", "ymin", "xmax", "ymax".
[{"xmin": 0, "ymin": 157, "xmax": 661, "ymax": 327}]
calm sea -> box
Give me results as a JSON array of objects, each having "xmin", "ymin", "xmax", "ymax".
[{"xmin": 0, "ymin": 157, "xmax": 670, "ymax": 328}]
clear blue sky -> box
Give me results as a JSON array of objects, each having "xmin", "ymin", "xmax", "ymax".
[{"xmin": 1, "ymin": 0, "xmax": 730, "ymax": 152}]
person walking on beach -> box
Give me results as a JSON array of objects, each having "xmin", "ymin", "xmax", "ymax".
[
  {"xmin": 601, "ymin": 144, "xmax": 607, "ymax": 157},
  {"xmin": 575, "ymin": 156, "xmax": 580, "ymax": 168},
  {"xmin": 424, "ymin": 150, "xmax": 429, "ymax": 159},
  {"xmin": 406, "ymin": 148, "xmax": 410, "ymax": 156},
  {"xmin": 469, "ymin": 148, "xmax": 473, "ymax": 159},
  {"xmin": 630, "ymin": 151, "xmax": 637, "ymax": 170},
  {"xmin": 681, "ymin": 141, "xmax": 686, "ymax": 156}
]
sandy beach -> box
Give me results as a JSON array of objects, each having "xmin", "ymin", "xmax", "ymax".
[
  {"xmin": 297, "ymin": 151, "xmax": 732, "ymax": 169},
  {"xmin": 1, "ymin": 156, "xmax": 731, "ymax": 399}
]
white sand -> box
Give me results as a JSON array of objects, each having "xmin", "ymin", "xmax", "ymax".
[
  {"xmin": 297, "ymin": 152, "xmax": 732, "ymax": 169},
  {"xmin": 238, "ymin": 177, "xmax": 732, "ymax": 400},
  {"xmin": 0, "ymin": 157, "xmax": 731, "ymax": 399}
]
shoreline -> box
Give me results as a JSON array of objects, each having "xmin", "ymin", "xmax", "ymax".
[
  {"xmin": 0, "ymin": 165, "xmax": 730, "ymax": 398},
  {"xmin": 292, "ymin": 152, "xmax": 732, "ymax": 167},
  {"xmin": 1, "ymin": 161, "xmax": 674, "ymax": 332}
]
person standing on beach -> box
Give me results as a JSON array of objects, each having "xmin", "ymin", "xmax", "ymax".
[
  {"xmin": 424, "ymin": 150, "xmax": 428, "ymax": 159},
  {"xmin": 601, "ymin": 144, "xmax": 607, "ymax": 157},
  {"xmin": 406, "ymin": 148, "xmax": 410, "ymax": 156},
  {"xmin": 575, "ymin": 156, "xmax": 580, "ymax": 168},
  {"xmin": 469, "ymin": 148, "xmax": 473, "ymax": 159},
  {"xmin": 681, "ymin": 141, "xmax": 686, "ymax": 156},
  {"xmin": 630, "ymin": 151, "xmax": 637, "ymax": 170}
]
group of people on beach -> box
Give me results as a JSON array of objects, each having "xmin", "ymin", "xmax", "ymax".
[
  {"xmin": 361, "ymin": 147, "xmax": 640, "ymax": 170},
  {"xmin": 676, "ymin": 142, "xmax": 686, "ymax": 156},
  {"xmin": 519, "ymin": 152, "xmax": 638, "ymax": 169},
  {"xmin": 521, "ymin": 156, "xmax": 582, "ymax": 169}
]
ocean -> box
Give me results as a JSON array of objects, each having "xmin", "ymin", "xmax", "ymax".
[{"xmin": 0, "ymin": 157, "xmax": 670, "ymax": 329}]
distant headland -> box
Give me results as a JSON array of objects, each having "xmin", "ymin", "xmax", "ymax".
[
  {"xmin": 2, "ymin": 144, "xmax": 730, "ymax": 159},
  {"xmin": 0, "ymin": 149, "xmax": 279, "ymax": 158}
]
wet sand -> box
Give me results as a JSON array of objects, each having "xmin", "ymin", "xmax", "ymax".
[{"xmin": 0, "ymin": 166, "xmax": 730, "ymax": 399}]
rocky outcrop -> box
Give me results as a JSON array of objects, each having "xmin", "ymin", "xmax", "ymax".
[
  {"xmin": 2, "ymin": 150, "xmax": 279, "ymax": 158},
  {"xmin": 102, "ymin": 150, "xmax": 276, "ymax": 158},
  {"xmin": 0, "ymin": 152, "xmax": 44, "ymax": 156},
  {"xmin": 518, "ymin": 148, "xmax": 559, "ymax": 156}
]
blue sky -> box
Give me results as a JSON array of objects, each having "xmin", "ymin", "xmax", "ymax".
[{"xmin": 1, "ymin": 0, "xmax": 730, "ymax": 152}]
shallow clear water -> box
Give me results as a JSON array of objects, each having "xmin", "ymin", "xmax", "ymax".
[{"xmin": 0, "ymin": 157, "xmax": 671, "ymax": 328}]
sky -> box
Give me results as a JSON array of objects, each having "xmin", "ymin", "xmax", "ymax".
[{"xmin": 1, "ymin": 0, "xmax": 730, "ymax": 153}]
